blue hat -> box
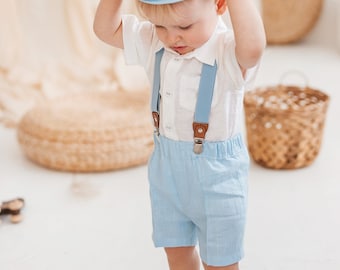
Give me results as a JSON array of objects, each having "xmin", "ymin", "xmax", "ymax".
[{"xmin": 139, "ymin": 0, "xmax": 184, "ymax": 4}]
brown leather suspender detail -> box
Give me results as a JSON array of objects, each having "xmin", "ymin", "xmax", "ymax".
[
  {"xmin": 193, "ymin": 122, "xmax": 209, "ymax": 139},
  {"xmin": 152, "ymin": 111, "xmax": 160, "ymax": 135}
]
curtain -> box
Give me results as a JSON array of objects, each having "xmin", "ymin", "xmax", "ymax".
[{"xmin": 0, "ymin": 0, "xmax": 147, "ymax": 127}]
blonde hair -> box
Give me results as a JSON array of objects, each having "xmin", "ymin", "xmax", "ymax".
[{"xmin": 135, "ymin": 0, "xmax": 193, "ymax": 24}]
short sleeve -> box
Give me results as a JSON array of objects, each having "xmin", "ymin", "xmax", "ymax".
[
  {"xmin": 222, "ymin": 33, "xmax": 259, "ymax": 91},
  {"xmin": 121, "ymin": 14, "xmax": 155, "ymax": 67}
]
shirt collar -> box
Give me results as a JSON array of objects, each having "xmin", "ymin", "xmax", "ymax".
[{"xmin": 157, "ymin": 17, "xmax": 228, "ymax": 66}]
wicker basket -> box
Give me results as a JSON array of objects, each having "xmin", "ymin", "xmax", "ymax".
[
  {"xmin": 262, "ymin": 0, "xmax": 323, "ymax": 44},
  {"xmin": 17, "ymin": 90, "xmax": 153, "ymax": 172},
  {"xmin": 244, "ymin": 81, "xmax": 329, "ymax": 169}
]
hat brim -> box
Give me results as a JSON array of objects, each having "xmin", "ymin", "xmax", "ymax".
[{"xmin": 139, "ymin": 0, "xmax": 183, "ymax": 4}]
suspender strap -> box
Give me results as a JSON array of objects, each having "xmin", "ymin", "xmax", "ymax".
[
  {"xmin": 151, "ymin": 48, "xmax": 165, "ymax": 135},
  {"xmin": 192, "ymin": 61, "xmax": 217, "ymax": 154},
  {"xmin": 194, "ymin": 61, "xmax": 217, "ymax": 124},
  {"xmin": 151, "ymin": 48, "xmax": 217, "ymax": 154}
]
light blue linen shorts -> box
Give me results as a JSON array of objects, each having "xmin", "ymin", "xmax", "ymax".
[{"xmin": 148, "ymin": 134, "xmax": 250, "ymax": 267}]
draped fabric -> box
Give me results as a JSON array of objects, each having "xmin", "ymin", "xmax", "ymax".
[
  {"xmin": 337, "ymin": 1, "xmax": 340, "ymax": 52},
  {"xmin": 0, "ymin": 0, "xmax": 147, "ymax": 127}
]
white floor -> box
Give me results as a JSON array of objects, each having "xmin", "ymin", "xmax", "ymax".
[{"xmin": 1, "ymin": 44, "xmax": 340, "ymax": 270}]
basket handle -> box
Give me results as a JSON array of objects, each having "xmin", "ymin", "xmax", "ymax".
[{"xmin": 279, "ymin": 70, "xmax": 309, "ymax": 88}]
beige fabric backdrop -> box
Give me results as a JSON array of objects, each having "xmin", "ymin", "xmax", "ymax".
[{"xmin": 0, "ymin": 0, "xmax": 148, "ymax": 127}]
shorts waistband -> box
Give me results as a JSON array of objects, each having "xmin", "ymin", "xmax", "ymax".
[{"xmin": 155, "ymin": 134, "xmax": 246, "ymax": 159}]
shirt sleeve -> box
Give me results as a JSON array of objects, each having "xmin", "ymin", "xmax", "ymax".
[
  {"xmin": 121, "ymin": 14, "xmax": 155, "ymax": 67},
  {"xmin": 222, "ymin": 33, "xmax": 259, "ymax": 91}
]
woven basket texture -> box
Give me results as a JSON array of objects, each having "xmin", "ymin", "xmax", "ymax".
[
  {"xmin": 17, "ymin": 90, "xmax": 153, "ymax": 172},
  {"xmin": 262, "ymin": 0, "xmax": 323, "ymax": 44},
  {"xmin": 244, "ymin": 85, "xmax": 329, "ymax": 169}
]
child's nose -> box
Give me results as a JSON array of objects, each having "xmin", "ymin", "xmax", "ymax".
[{"xmin": 166, "ymin": 29, "xmax": 181, "ymax": 44}]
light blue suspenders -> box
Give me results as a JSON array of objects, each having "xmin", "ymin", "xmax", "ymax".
[{"xmin": 151, "ymin": 48, "xmax": 217, "ymax": 154}]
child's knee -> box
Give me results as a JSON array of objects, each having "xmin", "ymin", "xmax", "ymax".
[{"xmin": 164, "ymin": 246, "xmax": 197, "ymax": 263}]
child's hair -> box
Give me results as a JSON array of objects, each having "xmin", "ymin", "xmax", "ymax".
[{"xmin": 135, "ymin": 0, "xmax": 192, "ymax": 24}]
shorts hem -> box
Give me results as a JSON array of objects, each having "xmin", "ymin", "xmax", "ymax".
[
  {"xmin": 201, "ymin": 252, "xmax": 244, "ymax": 267},
  {"xmin": 153, "ymin": 239, "xmax": 197, "ymax": 248}
]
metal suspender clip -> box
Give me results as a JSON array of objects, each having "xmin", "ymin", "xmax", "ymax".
[{"xmin": 193, "ymin": 138, "xmax": 204, "ymax": 154}]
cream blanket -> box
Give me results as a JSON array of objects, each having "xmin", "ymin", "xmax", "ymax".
[{"xmin": 0, "ymin": 0, "xmax": 148, "ymax": 127}]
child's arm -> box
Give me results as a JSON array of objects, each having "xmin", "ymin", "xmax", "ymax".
[
  {"xmin": 93, "ymin": 0, "xmax": 124, "ymax": 48},
  {"xmin": 227, "ymin": 0, "xmax": 266, "ymax": 71}
]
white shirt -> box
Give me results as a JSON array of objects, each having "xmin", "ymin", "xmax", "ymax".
[{"xmin": 122, "ymin": 15, "xmax": 258, "ymax": 142}]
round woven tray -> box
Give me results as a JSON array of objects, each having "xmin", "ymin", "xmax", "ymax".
[
  {"xmin": 262, "ymin": 0, "xmax": 323, "ymax": 44},
  {"xmin": 17, "ymin": 90, "xmax": 153, "ymax": 172},
  {"xmin": 244, "ymin": 84, "xmax": 329, "ymax": 169}
]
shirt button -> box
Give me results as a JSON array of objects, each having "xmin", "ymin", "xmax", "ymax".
[
  {"xmin": 165, "ymin": 125, "xmax": 172, "ymax": 131},
  {"xmin": 165, "ymin": 91, "xmax": 172, "ymax": 97}
]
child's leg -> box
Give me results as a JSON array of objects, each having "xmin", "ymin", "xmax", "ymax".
[
  {"xmin": 165, "ymin": 246, "xmax": 200, "ymax": 270},
  {"xmin": 203, "ymin": 262, "xmax": 239, "ymax": 270}
]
